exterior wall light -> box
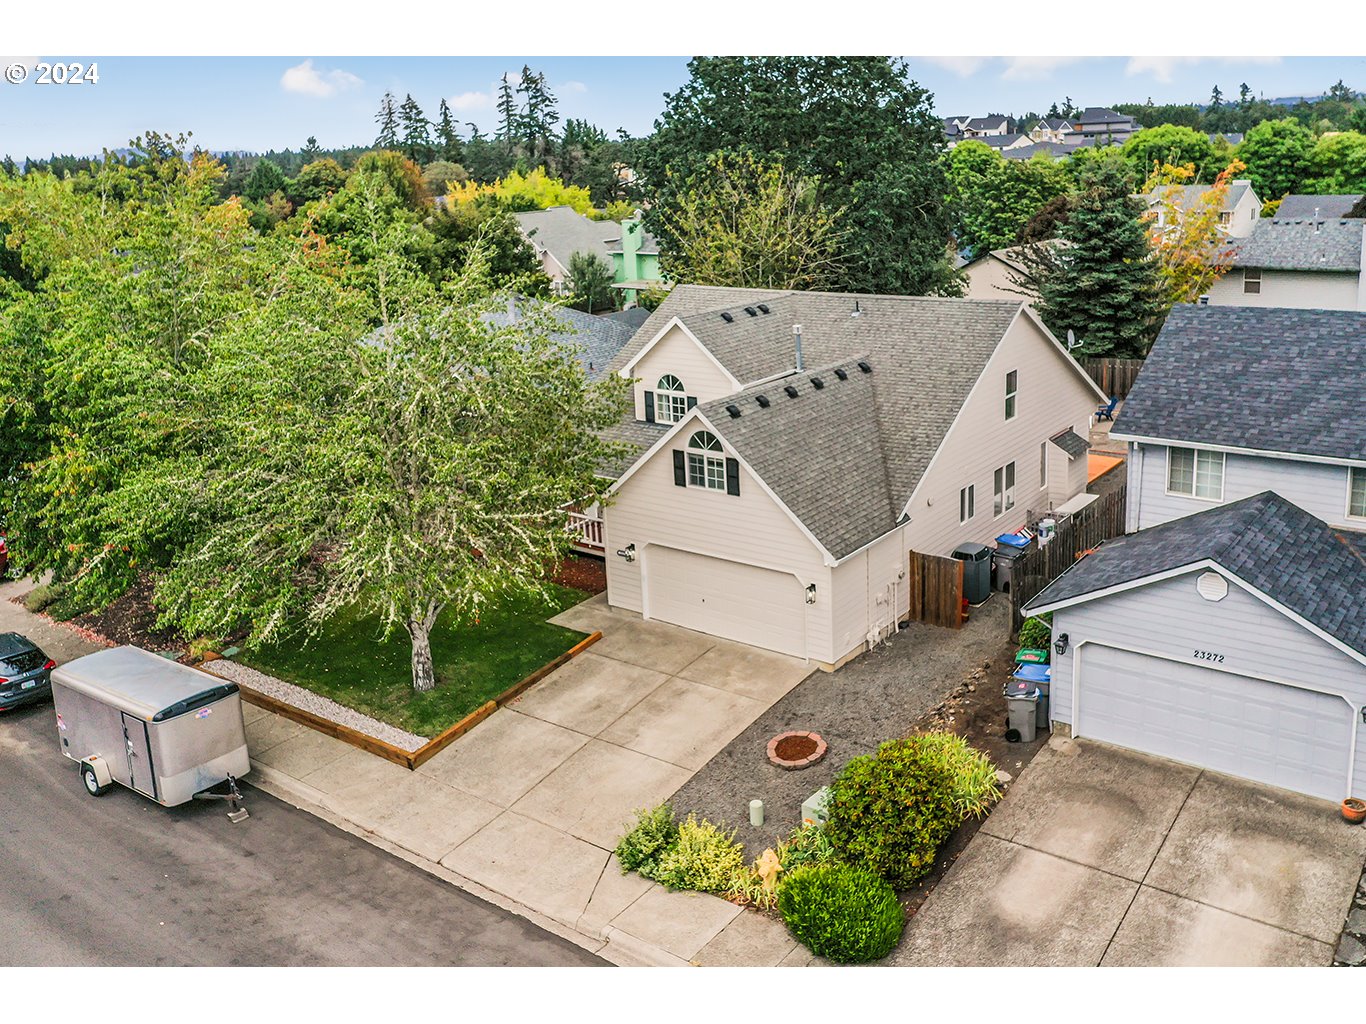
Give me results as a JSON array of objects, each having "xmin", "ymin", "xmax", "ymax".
[
  {"xmin": 805, "ymin": 584, "xmax": 817, "ymax": 605},
  {"xmin": 616, "ymin": 544, "xmax": 636, "ymax": 562},
  {"xmin": 1054, "ymin": 632, "xmax": 1069, "ymax": 657}
]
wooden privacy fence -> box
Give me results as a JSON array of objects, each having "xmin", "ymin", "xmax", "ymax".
[
  {"xmin": 907, "ymin": 551, "xmax": 964, "ymax": 629},
  {"xmin": 1083, "ymin": 357, "xmax": 1145, "ymax": 400},
  {"xmin": 1009, "ymin": 486, "xmax": 1128, "ymax": 635}
]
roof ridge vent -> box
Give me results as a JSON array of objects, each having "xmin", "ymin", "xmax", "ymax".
[
  {"xmin": 726, "ymin": 404, "xmax": 741, "ymax": 418},
  {"xmin": 834, "ymin": 368, "xmax": 848, "ymax": 380},
  {"xmin": 784, "ymin": 384, "xmax": 799, "ymax": 398},
  {"xmin": 857, "ymin": 360, "xmax": 872, "ymax": 374},
  {"xmin": 720, "ymin": 311, "xmax": 734, "ymax": 323},
  {"xmin": 757, "ymin": 303, "xmax": 771, "ymax": 314},
  {"xmin": 811, "ymin": 376, "xmax": 825, "ymax": 389},
  {"xmin": 744, "ymin": 306, "xmax": 758, "ymax": 317},
  {"xmin": 755, "ymin": 394, "xmax": 770, "ymax": 408}
]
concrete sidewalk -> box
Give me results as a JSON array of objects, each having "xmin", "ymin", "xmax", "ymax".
[{"xmin": 240, "ymin": 594, "xmax": 819, "ymax": 967}]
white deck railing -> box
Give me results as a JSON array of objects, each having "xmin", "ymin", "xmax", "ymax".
[{"xmin": 567, "ymin": 510, "xmax": 605, "ymax": 554}]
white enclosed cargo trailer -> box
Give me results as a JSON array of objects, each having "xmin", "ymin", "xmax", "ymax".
[{"xmin": 51, "ymin": 646, "xmax": 250, "ymax": 818}]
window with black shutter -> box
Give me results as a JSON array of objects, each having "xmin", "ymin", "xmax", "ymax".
[
  {"xmin": 644, "ymin": 390, "xmax": 655, "ymax": 423},
  {"xmin": 725, "ymin": 457, "xmax": 740, "ymax": 496},
  {"xmin": 672, "ymin": 450, "xmax": 686, "ymax": 486}
]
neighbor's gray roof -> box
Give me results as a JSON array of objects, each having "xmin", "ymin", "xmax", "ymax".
[
  {"xmin": 609, "ymin": 285, "xmax": 1037, "ymax": 555},
  {"xmin": 1050, "ymin": 428, "xmax": 1090, "ymax": 458},
  {"xmin": 1024, "ymin": 492, "xmax": 1366, "ymax": 658},
  {"xmin": 1112, "ymin": 305, "xmax": 1366, "ymax": 461},
  {"xmin": 977, "ymin": 133, "xmax": 1030, "ymax": 150},
  {"xmin": 597, "ymin": 418, "xmax": 669, "ymax": 478},
  {"xmin": 513, "ymin": 206, "xmax": 617, "ymax": 267},
  {"xmin": 484, "ymin": 297, "xmax": 635, "ymax": 382},
  {"xmin": 603, "ymin": 307, "xmax": 653, "ymax": 334},
  {"xmin": 697, "ymin": 358, "xmax": 897, "ymax": 559},
  {"xmin": 1228, "ymin": 217, "xmax": 1364, "ymax": 272},
  {"xmin": 1073, "ymin": 107, "xmax": 1135, "ymax": 125},
  {"xmin": 965, "ymin": 116, "xmax": 1013, "ymax": 131},
  {"xmin": 1145, "ymin": 180, "xmax": 1256, "ymax": 215},
  {"xmin": 1275, "ymin": 194, "xmax": 1364, "ymax": 220},
  {"xmin": 1001, "ymin": 140, "xmax": 1093, "ymax": 160}
]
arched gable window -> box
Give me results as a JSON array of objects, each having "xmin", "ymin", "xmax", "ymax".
[
  {"xmin": 687, "ymin": 430, "xmax": 726, "ymax": 490},
  {"xmin": 653, "ymin": 374, "xmax": 690, "ymax": 424}
]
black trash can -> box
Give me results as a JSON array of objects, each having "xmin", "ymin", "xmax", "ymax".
[
  {"xmin": 952, "ymin": 542, "xmax": 992, "ymax": 605},
  {"xmin": 992, "ymin": 542, "xmax": 1031, "ymax": 592}
]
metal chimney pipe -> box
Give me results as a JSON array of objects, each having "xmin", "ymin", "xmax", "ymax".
[{"xmin": 793, "ymin": 324, "xmax": 804, "ymax": 372}]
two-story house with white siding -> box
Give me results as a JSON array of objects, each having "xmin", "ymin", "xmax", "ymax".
[
  {"xmin": 1203, "ymin": 217, "xmax": 1366, "ymax": 311},
  {"xmin": 592, "ymin": 285, "xmax": 1106, "ymax": 669},
  {"xmin": 1114, "ymin": 305, "xmax": 1366, "ymax": 534},
  {"xmin": 1144, "ymin": 179, "xmax": 1262, "ymax": 239}
]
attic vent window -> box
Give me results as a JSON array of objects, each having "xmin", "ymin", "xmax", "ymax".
[
  {"xmin": 857, "ymin": 361, "xmax": 872, "ymax": 374},
  {"xmin": 834, "ymin": 368, "xmax": 849, "ymax": 380},
  {"xmin": 784, "ymin": 385, "xmax": 799, "ymax": 398},
  {"xmin": 721, "ymin": 311, "xmax": 734, "ymax": 323},
  {"xmin": 744, "ymin": 306, "xmax": 758, "ymax": 317},
  {"xmin": 755, "ymin": 394, "xmax": 770, "ymax": 408},
  {"xmin": 726, "ymin": 404, "xmax": 741, "ymax": 419},
  {"xmin": 811, "ymin": 377, "xmax": 825, "ymax": 389},
  {"xmin": 1196, "ymin": 571, "xmax": 1228, "ymax": 602},
  {"xmin": 757, "ymin": 303, "xmax": 771, "ymax": 314}
]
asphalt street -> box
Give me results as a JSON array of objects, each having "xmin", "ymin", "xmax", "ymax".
[{"xmin": 0, "ymin": 698, "xmax": 605, "ymax": 967}]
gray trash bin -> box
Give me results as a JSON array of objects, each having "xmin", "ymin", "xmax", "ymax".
[
  {"xmin": 952, "ymin": 542, "xmax": 992, "ymax": 605},
  {"xmin": 1003, "ymin": 678, "xmax": 1038, "ymax": 742}
]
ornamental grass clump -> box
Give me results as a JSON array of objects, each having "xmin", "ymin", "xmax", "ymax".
[
  {"xmin": 824, "ymin": 732, "xmax": 998, "ymax": 888},
  {"xmin": 777, "ymin": 862, "xmax": 904, "ymax": 964},
  {"xmin": 615, "ymin": 803, "xmax": 680, "ymax": 881}
]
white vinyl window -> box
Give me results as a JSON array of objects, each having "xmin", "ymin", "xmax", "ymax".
[
  {"xmin": 993, "ymin": 462, "xmax": 1016, "ymax": 517},
  {"xmin": 960, "ymin": 484, "xmax": 975, "ymax": 524},
  {"xmin": 686, "ymin": 430, "xmax": 726, "ymax": 491},
  {"xmin": 1167, "ymin": 446, "xmax": 1224, "ymax": 500},
  {"xmin": 1349, "ymin": 467, "xmax": 1366, "ymax": 519},
  {"xmin": 1243, "ymin": 268, "xmax": 1262, "ymax": 294},
  {"xmin": 655, "ymin": 374, "xmax": 689, "ymax": 424},
  {"xmin": 1005, "ymin": 369, "xmax": 1018, "ymax": 420}
]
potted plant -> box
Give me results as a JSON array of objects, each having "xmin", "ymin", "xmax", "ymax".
[{"xmin": 1342, "ymin": 798, "xmax": 1366, "ymax": 825}]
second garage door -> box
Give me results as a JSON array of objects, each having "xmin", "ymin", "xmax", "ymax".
[
  {"xmin": 645, "ymin": 547, "xmax": 806, "ymax": 658},
  {"xmin": 1077, "ymin": 644, "xmax": 1352, "ymax": 802}
]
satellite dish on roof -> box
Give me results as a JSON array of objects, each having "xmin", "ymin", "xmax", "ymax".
[{"xmin": 1066, "ymin": 329, "xmax": 1082, "ymax": 351}]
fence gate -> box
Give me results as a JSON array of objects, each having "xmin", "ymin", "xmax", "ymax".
[{"xmin": 906, "ymin": 551, "xmax": 964, "ymax": 629}]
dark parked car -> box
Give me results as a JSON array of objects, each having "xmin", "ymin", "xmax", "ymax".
[{"xmin": 0, "ymin": 633, "xmax": 55, "ymax": 711}]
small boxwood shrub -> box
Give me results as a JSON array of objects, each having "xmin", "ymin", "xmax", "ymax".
[
  {"xmin": 778, "ymin": 863, "xmax": 904, "ymax": 963},
  {"xmin": 823, "ymin": 736, "xmax": 962, "ymax": 887},
  {"xmin": 654, "ymin": 814, "xmax": 747, "ymax": 893},
  {"xmin": 1018, "ymin": 615, "xmax": 1052, "ymax": 656},
  {"xmin": 615, "ymin": 803, "xmax": 679, "ymax": 881}
]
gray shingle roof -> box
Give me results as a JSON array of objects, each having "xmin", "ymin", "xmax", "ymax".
[
  {"xmin": 1228, "ymin": 217, "xmax": 1364, "ymax": 272},
  {"xmin": 965, "ymin": 116, "xmax": 1013, "ymax": 132},
  {"xmin": 1050, "ymin": 428, "xmax": 1090, "ymax": 458},
  {"xmin": 514, "ymin": 206, "xmax": 617, "ymax": 269},
  {"xmin": 696, "ymin": 359, "xmax": 897, "ymax": 559},
  {"xmin": 603, "ymin": 307, "xmax": 653, "ymax": 334},
  {"xmin": 1024, "ymin": 492, "xmax": 1366, "ymax": 659},
  {"xmin": 610, "ymin": 285, "xmax": 1040, "ymax": 556},
  {"xmin": 1112, "ymin": 305, "xmax": 1366, "ymax": 461},
  {"xmin": 1275, "ymin": 194, "xmax": 1364, "ymax": 220},
  {"xmin": 1145, "ymin": 180, "xmax": 1256, "ymax": 215},
  {"xmin": 485, "ymin": 296, "xmax": 635, "ymax": 382},
  {"xmin": 1001, "ymin": 140, "xmax": 1094, "ymax": 160},
  {"xmin": 597, "ymin": 417, "xmax": 670, "ymax": 478}
]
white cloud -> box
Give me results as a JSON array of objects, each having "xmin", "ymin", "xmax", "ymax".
[
  {"xmin": 447, "ymin": 90, "xmax": 492, "ymax": 112},
  {"xmin": 557, "ymin": 80, "xmax": 588, "ymax": 94},
  {"xmin": 1126, "ymin": 55, "xmax": 1282, "ymax": 83},
  {"xmin": 919, "ymin": 56, "xmax": 990, "ymax": 77},
  {"xmin": 1000, "ymin": 56, "xmax": 1085, "ymax": 81},
  {"xmin": 279, "ymin": 59, "xmax": 362, "ymax": 98}
]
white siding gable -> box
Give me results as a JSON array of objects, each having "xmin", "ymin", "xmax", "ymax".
[{"xmin": 624, "ymin": 323, "xmax": 738, "ymax": 421}]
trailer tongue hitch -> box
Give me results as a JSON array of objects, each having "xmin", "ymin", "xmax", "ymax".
[{"xmin": 193, "ymin": 773, "xmax": 250, "ymax": 822}]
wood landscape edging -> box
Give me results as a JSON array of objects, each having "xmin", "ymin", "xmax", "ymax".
[{"xmin": 235, "ymin": 630, "xmax": 603, "ymax": 770}]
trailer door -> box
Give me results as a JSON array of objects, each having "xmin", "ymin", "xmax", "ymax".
[{"xmin": 121, "ymin": 713, "xmax": 156, "ymax": 798}]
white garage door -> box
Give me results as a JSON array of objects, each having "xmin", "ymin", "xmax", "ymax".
[
  {"xmin": 645, "ymin": 547, "xmax": 806, "ymax": 658},
  {"xmin": 1079, "ymin": 645, "xmax": 1352, "ymax": 802}
]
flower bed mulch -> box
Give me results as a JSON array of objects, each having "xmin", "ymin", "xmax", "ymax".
[{"xmin": 550, "ymin": 554, "xmax": 607, "ymax": 595}]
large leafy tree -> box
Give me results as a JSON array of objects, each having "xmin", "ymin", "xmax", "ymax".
[
  {"xmin": 1121, "ymin": 125, "xmax": 1218, "ymax": 182},
  {"xmin": 427, "ymin": 198, "xmax": 551, "ymax": 295},
  {"xmin": 1029, "ymin": 152, "xmax": 1165, "ymax": 358},
  {"xmin": 636, "ymin": 56, "xmax": 957, "ymax": 296},
  {"xmin": 1236, "ymin": 118, "xmax": 1315, "ymax": 201},
  {"xmin": 567, "ymin": 251, "xmax": 616, "ymax": 313},
  {"xmin": 242, "ymin": 158, "xmax": 287, "ymax": 202},
  {"xmin": 1302, "ymin": 131, "xmax": 1366, "ymax": 193},
  {"xmin": 1143, "ymin": 160, "xmax": 1244, "ymax": 305},
  {"xmin": 658, "ymin": 151, "xmax": 846, "ymax": 289},
  {"xmin": 947, "ymin": 143, "xmax": 1072, "ymax": 258}
]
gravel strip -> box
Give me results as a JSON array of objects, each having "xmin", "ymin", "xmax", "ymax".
[
  {"xmin": 203, "ymin": 659, "xmax": 428, "ymax": 752},
  {"xmin": 669, "ymin": 595, "xmax": 1014, "ymax": 859}
]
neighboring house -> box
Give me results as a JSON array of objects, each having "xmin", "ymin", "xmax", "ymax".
[
  {"xmin": 960, "ymin": 245, "xmax": 1043, "ymax": 303},
  {"xmin": 1208, "ymin": 131, "xmax": 1244, "ymax": 146},
  {"xmin": 1029, "ymin": 117, "xmax": 1073, "ymax": 143},
  {"xmin": 1143, "ymin": 179, "xmax": 1262, "ymax": 239},
  {"xmin": 593, "ymin": 285, "xmax": 1105, "ymax": 668},
  {"xmin": 1275, "ymin": 194, "xmax": 1364, "ymax": 220},
  {"xmin": 514, "ymin": 206, "xmax": 664, "ymax": 299},
  {"xmin": 961, "ymin": 116, "xmax": 1015, "ymax": 138},
  {"xmin": 484, "ymin": 295, "xmax": 637, "ymax": 382},
  {"xmin": 1063, "ymin": 107, "xmax": 1140, "ymax": 145},
  {"xmin": 1024, "ymin": 490, "xmax": 1366, "ymax": 803},
  {"xmin": 1001, "ymin": 139, "xmax": 1094, "ymax": 161},
  {"xmin": 942, "ymin": 116, "xmax": 969, "ymax": 142},
  {"xmin": 1113, "ymin": 305, "xmax": 1366, "ymax": 533},
  {"xmin": 1203, "ymin": 218, "xmax": 1366, "ymax": 310},
  {"xmin": 603, "ymin": 307, "xmax": 653, "ymax": 333},
  {"xmin": 975, "ymin": 133, "xmax": 1034, "ymax": 153}
]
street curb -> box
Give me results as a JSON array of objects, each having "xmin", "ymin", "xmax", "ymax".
[{"xmin": 247, "ymin": 757, "xmax": 687, "ymax": 968}]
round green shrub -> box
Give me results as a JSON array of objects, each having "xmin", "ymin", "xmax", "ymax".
[
  {"xmin": 777, "ymin": 863, "xmax": 905, "ymax": 964},
  {"xmin": 823, "ymin": 736, "xmax": 962, "ymax": 887},
  {"xmin": 615, "ymin": 803, "xmax": 679, "ymax": 881}
]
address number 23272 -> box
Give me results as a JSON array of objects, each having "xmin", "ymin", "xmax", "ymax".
[{"xmin": 1193, "ymin": 649, "xmax": 1225, "ymax": 664}]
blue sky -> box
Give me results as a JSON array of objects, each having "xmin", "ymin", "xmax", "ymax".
[{"xmin": 2, "ymin": 55, "xmax": 1364, "ymax": 159}]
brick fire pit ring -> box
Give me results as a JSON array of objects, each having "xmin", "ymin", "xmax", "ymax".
[{"xmin": 767, "ymin": 731, "xmax": 828, "ymax": 770}]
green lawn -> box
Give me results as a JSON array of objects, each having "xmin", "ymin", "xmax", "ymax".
[{"xmin": 240, "ymin": 584, "xmax": 590, "ymax": 737}]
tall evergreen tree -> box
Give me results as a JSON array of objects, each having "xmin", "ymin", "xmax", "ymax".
[
  {"xmin": 497, "ymin": 74, "xmax": 518, "ymax": 147},
  {"xmin": 301, "ymin": 135, "xmax": 321, "ymax": 162},
  {"xmin": 374, "ymin": 92, "xmax": 400, "ymax": 149},
  {"xmin": 398, "ymin": 93, "xmax": 433, "ymax": 163},
  {"xmin": 1031, "ymin": 154, "xmax": 1165, "ymax": 358},
  {"xmin": 434, "ymin": 99, "xmax": 463, "ymax": 163},
  {"xmin": 517, "ymin": 66, "xmax": 560, "ymax": 161}
]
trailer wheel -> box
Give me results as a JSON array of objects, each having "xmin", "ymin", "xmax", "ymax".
[{"xmin": 81, "ymin": 763, "xmax": 110, "ymax": 797}]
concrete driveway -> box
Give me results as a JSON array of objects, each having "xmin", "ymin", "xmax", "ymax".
[{"xmin": 894, "ymin": 738, "xmax": 1366, "ymax": 966}]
